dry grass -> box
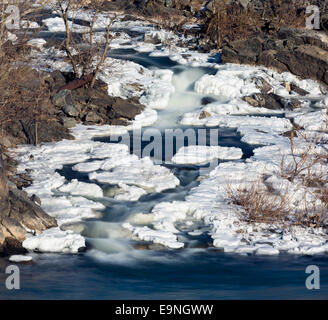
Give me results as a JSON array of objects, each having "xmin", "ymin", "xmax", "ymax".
[
  {"xmin": 262, "ymin": 0, "xmax": 306, "ymax": 30},
  {"xmin": 227, "ymin": 113, "xmax": 328, "ymax": 230},
  {"xmin": 227, "ymin": 177, "xmax": 328, "ymax": 229},
  {"xmin": 227, "ymin": 179, "xmax": 291, "ymax": 225},
  {"xmin": 206, "ymin": 0, "xmax": 310, "ymax": 48},
  {"xmin": 206, "ymin": 0, "xmax": 263, "ymax": 48}
]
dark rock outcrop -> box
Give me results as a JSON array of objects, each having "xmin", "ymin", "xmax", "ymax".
[
  {"xmin": 51, "ymin": 82, "xmax": 145, "ymax": 126},
  {"xmin": 222, "ymin": 28, "xmax": 328, "ymax": 87},
  {"xmin": 0, "ymin": 149, "xmax": 57, "ymax": 256}
]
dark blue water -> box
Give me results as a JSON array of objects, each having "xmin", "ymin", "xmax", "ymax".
[{"xmin": 0, "ymin": 252, "xmax": 327, "ymax": 299}]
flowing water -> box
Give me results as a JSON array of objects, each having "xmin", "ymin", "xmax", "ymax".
[{"xmin": 0, "ymin": 49, "xmax": 327, "ymax": 300}]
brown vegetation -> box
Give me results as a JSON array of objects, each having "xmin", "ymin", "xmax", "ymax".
[
  {"xmin": 227, "ymin": 113, "xmax": 328, "ymax": 230},
  {"xmin": 205, "ymin": 0, "xmax": 326, "ymax": 49},
  {"xmin": 0, "ymin": 2, "xmax": 53, "ymax": 146},
  {"xmin": 55, "ymin": 0, "xmax": 115, "ymax": 88},
  {"xmin": 226, "ymin": 179, "xmax": 291, "ymax": 225}
]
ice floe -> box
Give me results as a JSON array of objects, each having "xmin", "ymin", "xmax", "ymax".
[
  {"xmin": 172, "ymin": 146, "xmax": 243, "ymax": 164},
  {"xmin": 123, "ymin": 224, "xmax": 184, "ymax": 249},
  {"xmin": 89, "ymin": 157, "xmax": 180, "ymax": 193},
  {"xmin": 59, "ymin": 180, "xmax": 104, "ymax": 198},
  {"xmin": 23, "ymin": 228, "xmax": 85, "ymax": 254},
  {"xmin": 113, "ymin": 184, "xmax": 148, "ymax": 202},
  {"xmin": 9, "ymin": 255, "xmax": 33, "ymax": 263}
]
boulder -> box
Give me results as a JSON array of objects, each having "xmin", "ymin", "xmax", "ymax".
[
  {"xmin": 83, "ymin": 112, "xmax": 103, "ymax": 124},
  {"xmin": 61, "ymin": 118, "xmax": 78, "ymax": 129},
  {"xmin": 276, "ymin": 45, "xmax": 328, "ymax": 85},
  {"xmin": 107, "ymin": 97, "xmax": 145, "ymax": 121},
  {"xmin": 52, "ymin": 89, "xmax": 71, "ymax": 107},
  {"xmin": 62, "ymin": 104, "xmax": 79, "ymax": 117},
  {"xmin": 290, "ymin": 83, "xmax": 309, "ymax": 96},
  {"xmin": 8, "ymin": 188, "xmax": 57, "ymax": 234},
  {"xmin": 199, "ymin": 111, "xmax": 212, "ymax": 119},
  {"xmin": 244, "ymin": 92, "xmax": 284, "ymax": 110}
]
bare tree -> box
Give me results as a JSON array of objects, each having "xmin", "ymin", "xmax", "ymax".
[{"xmin": 56, "ymin": 0, "xmax": 115, "ymax": 88}]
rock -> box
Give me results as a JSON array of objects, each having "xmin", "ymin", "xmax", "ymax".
[
  {"xmin": 52, "ymin": 89, "xmax": 71, "ymax": 107},
  {"xmin": 222, "ymin": 28, "xmax": 328, "ymax": 86},
  {"xmin": 1, "ymin": 217, "xmax": 26, "ymax": 242},
  {"xmin": 244, "ymin": 95, "xmax": 264, "ymax": 108},
  {"xmin": 144, "ymin": 33, "xmax": 162, "ymax": 44},
  {"xmin": 244, "ymin": 92, "xmax": 285, "ymax": 110},
  {"xmin": 285, "ymin": 82, "xmax": 291, "ymax": 93},
  {"xmin": 229, "ymin": 37, "xmax": 264, "ymax": 63},
  {"xmin": 62, "ymin": 104, "xmax": 79, "ymax": 117},
  {"xmin": 199, "ymin": 111, "xmax": 212, "ymax": 119},
  {"xmin": 49, "ymin": 70, "xmax": 67, "ymax": 90},
  {"xmin": 107, "ymin": 97, "xmax": 145, "ymax": 121},
  {"xmin": 9, "ymin": 173, "xmax": 33, "ymax": 190},
  {"xmin": 31, "ymin": 194, "xmax": 41, "ymax": 206},
  {"xmin": 254, "ymin": 77, "xmax": 272, "ymax": 94},
  {"xmin": 322, "ymin": 14, "xmax": 328, "ymax": 31},
  {"xmin": 262, "ymin": 93, "xmax": 285, "ymax": 110},
  {"xmin": 92, "ymin": 78, "xmax": 109, "ymax": 93},
  {"xmin": 257, "ymin": 49, "xmax": 290, "ymax": 72},
  {"xmin": 7, "ymin": 188, "xmax": 57, "ymax": 239},
  {"xmin": 290, "ymin": 83, "xmax": 309, "ymax": 96},
  {"xmin": 61, "ymin": 117, "xmax": 78, "ymax": 129},
  {"xmin": 276, "ymin": 45, "xmax": 328, "ymax": 85},
  {"xmin": 58, "ymin": 85, "xmax": 145, "ymax": 126},
  {"xmin": 0, "ymin": 136, "xmax": 14, "ymax": 149},
  {"xmin": 0, "ymin": 227, "xmax": 5, "ymax": 247},
  {"xmin": 283, "ymin": 98, "xmax": 303, "ymax": 110},
  {"xmin": 0, "ymin": 238, "xmax": 27, "ymax": 256},
  {"xmin": 83, "ymin": 112, "xmax": 103, "ymax": 124}
]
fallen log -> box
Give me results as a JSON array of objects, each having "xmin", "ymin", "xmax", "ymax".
[{"xmin": 58, "ymin": 73, "xmax": 94, "ymax": 91}]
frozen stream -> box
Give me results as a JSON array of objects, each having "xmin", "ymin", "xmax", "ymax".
[
  {"xmin": 1, "ymin": 48, "xmax": 327, "ymax": 299},
  {"xmin": 2, "ymin": 0, "xmax": 328, "ymax": 294}
]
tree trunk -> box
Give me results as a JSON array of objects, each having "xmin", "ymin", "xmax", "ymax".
[{"xmin": 58, "ymin": 73, "xmax": 94, "ymax": 92}]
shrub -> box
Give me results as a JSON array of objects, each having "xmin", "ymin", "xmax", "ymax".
[
  {"xmin": 227, "ymin": 179, "xmax": 291, "ymax": 225},
  {"xmin": 55, "ymin": 0, "xmax": 115, "ymax": 88}
]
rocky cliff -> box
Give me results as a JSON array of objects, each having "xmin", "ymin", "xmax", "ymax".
[
  {"xmin": 0, "ymin": 149, "xmax": 57, "ymax": 256},
  {"xmin": 222, "ymin": 28, "xmax": 328, "ymax": 86}
]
